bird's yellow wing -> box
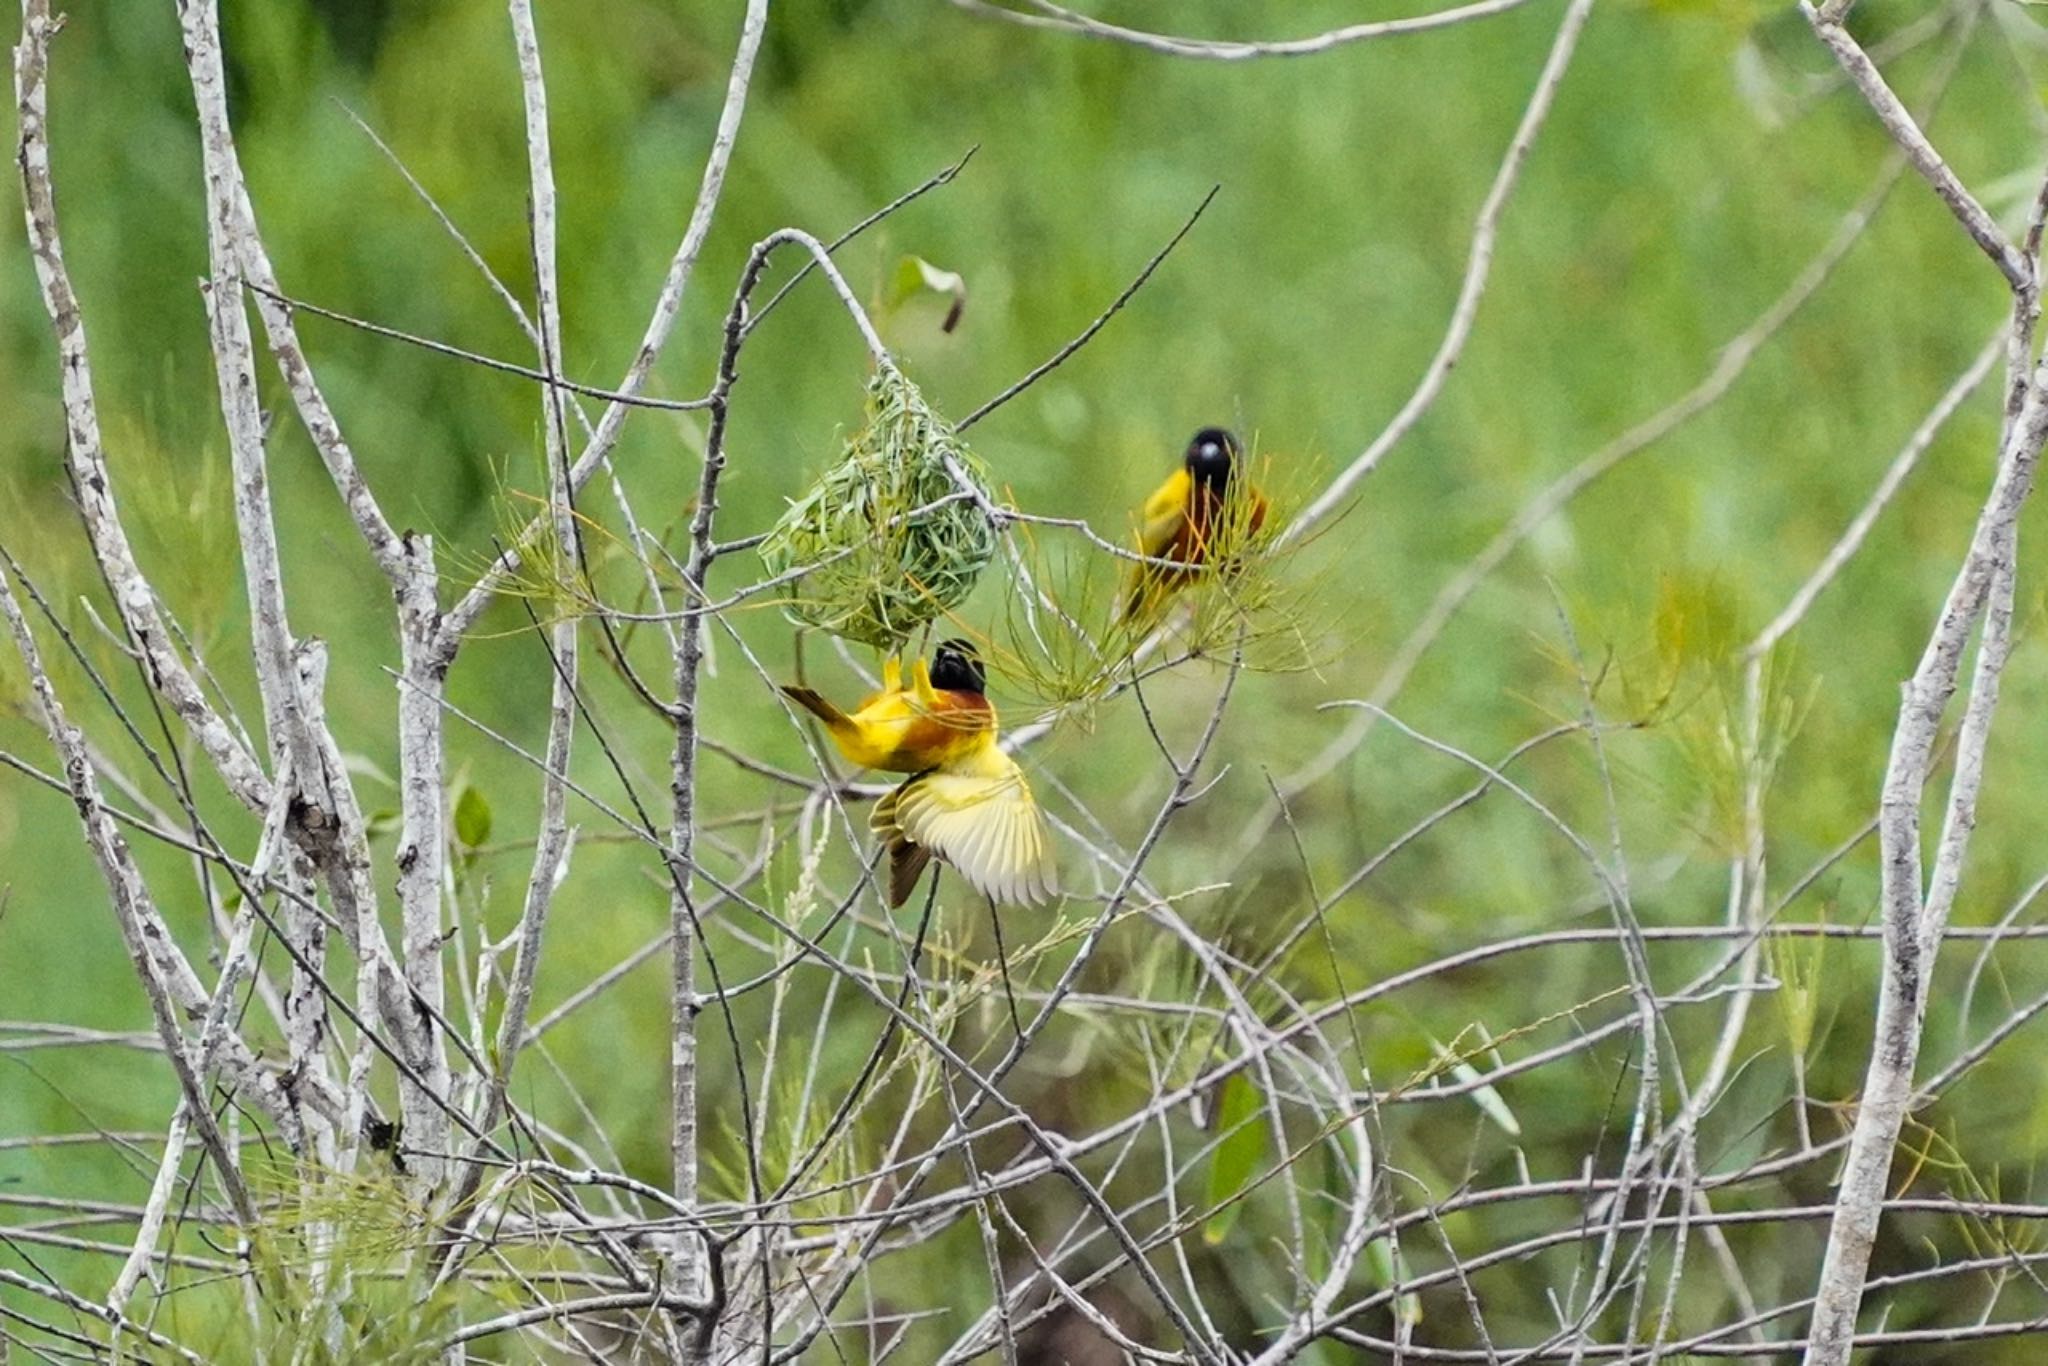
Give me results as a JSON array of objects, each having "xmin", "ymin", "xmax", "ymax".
[
  {"xmin": 1123, "ymin": 468, "xmax": 1196, "ymax": 622},
  {"xmin": 872, "ymin": 752, "xmax": 1057, "ymax": 908},
  {"xmin": 1135, "ymin": 468, "xmax": 1193, "ymax": 560}
]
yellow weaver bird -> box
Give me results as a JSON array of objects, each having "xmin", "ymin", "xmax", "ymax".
[
  {"xmin": 1124, "ymin": 426, "xmax": 1269, "ymax": 621},
  {"xmin": 782, "ymin": 639, "xmax": 1058, "ymax": 909}
]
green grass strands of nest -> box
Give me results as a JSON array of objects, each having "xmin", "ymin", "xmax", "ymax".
[{"xmin": 758, "ymin": 365, "xmax": 1001, "ymax": 652}]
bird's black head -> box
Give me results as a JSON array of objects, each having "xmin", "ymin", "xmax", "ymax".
[
  {"xmin": 1184, "ymin": 427, "xmax": 1241, "ymax": 493},
  {"xmin": 929, "ymin": 638, "xmax": 985, "ymax": 693}
]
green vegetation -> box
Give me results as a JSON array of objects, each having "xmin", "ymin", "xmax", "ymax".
[{"xmin": 4, "ymin": 0, "xmax": 2047, "ymax": 1357}]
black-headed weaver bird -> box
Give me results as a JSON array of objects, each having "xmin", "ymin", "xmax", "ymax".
[
  {"xmin": 1124, "ymin": 426, "xmax": 1270, "ymax": 621},
  {"xmin": 781, "ymin": 639, "xmax": 1057, "ymax": 908}
]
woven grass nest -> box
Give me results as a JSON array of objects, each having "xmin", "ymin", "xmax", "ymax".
[{"xmin": 759, "ymin": 365, "xmax": 1001, "ymax": 650}]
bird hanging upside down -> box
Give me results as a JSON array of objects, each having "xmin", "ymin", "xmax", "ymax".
[
  {"xmin": 1124, "ymin": 426, "xmax": 1270, "ymax": 622},
  {"xmin": 781, "ymin": 639, "xmax": 1058, "ymax": 909}
]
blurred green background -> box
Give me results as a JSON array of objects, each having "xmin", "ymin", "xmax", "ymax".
[{"xmin": 4, "ymin": 0, "xmax": 2048, "ymax": 1358}]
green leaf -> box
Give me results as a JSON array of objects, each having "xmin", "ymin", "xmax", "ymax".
[
  {"xmin": 1769, "ymin": 907, "xmax": 1830, "ymax": 1058},
  {"xmin": 885, "ymin": 254, "xmax": 967, "ymax": 333},
  {"xmin": 1203, "ymin": 1072, "xmax": 1267, "ymax": 1246},
  {"xmin": 1366, "ymin": 1239, "xmax": 1423, "ymax": 1327},
  {"xmin": 340, "ymin": 751, "xmax": 396, "ymax": 787},
  {"xmin": 1432, "ymin": 1032, "xmax": 1521, "ymax": 1137},
  {"xmin": 454, "ymin": 784, "xmax": 492, "ymax": 851}
]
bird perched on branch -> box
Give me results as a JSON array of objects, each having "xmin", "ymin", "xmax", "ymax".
[
  {"xmin": 782, "ymin": 639, "xmax": 1057, "ymax": 908},
  {"xmin": 1124, "ymin": 426, "xmax": 1269, "ymax": 622}
]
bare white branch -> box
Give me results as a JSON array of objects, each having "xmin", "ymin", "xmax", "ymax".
[
  {"xmin": 438, "ymin": 0, "xmax": 771, "ymax": 653},
  {"xmin": 1803, "ymin": 1, "xmax": 2030, "ymax": 291},
  {"xmin": 12, "ymin": 0, "xmax": 269, "ymax": 813},
  {"xmin": 1284, "ymin": 0, "xmax": 1597, "ymax": 541},
  {"xmin": 1802, "ymin": 357, "xmax": 2048, "ymax": 1365},
  {"xmin": 1749, "ymin": 326, "xmax": 2004, "ymax": 659},
  {"xmin": 955, "ymin": 0, "xmax": 1540, "ymax": 59}
]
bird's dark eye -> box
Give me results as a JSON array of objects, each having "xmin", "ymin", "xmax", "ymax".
[{"xmin": 1185, "ymin": 427, "xmax": 1240, "ymax": 489}]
